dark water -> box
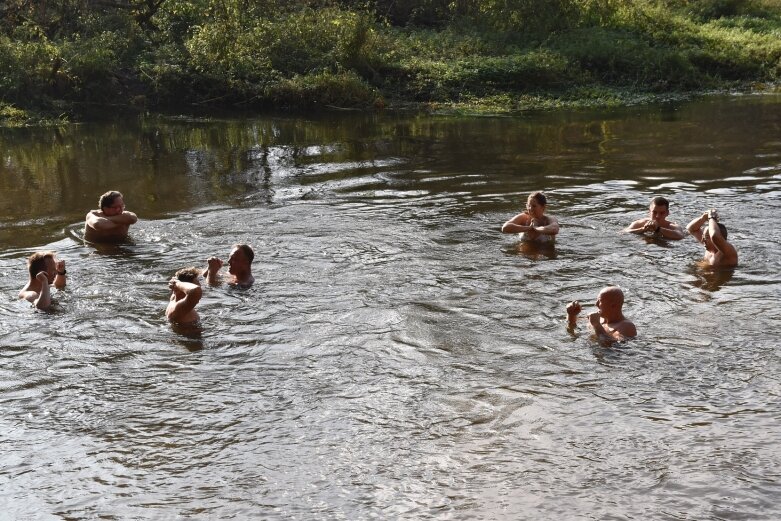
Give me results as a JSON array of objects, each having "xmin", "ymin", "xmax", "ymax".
[{"xmin": 1, "ymin": 95, "xmax": 780, "ymax": 519}]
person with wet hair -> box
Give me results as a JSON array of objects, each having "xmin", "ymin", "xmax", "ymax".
[
  {"xmin": 686, "ymin": 208, "xmax": 738, "ymax": 268},
  {"xmin": 501, "ymin": 191, "xmax": 560, "ymax": 242},
  {"xmin": 18, "ymin": 251, "xmax": 66, "ymax": 310},
  {"xmin": 566, "ymin": 286, "xmax": 637, "ymax": 342},
  {"xmin": 167, "ymin": 267, "xmax": 203, "ymax": 324},
  {"xmin": 84, "ymin": 190, "xmax": 138, "ymax": 242},
  {"xmin": 202, "ymin": 243, "xmax": 255, "ymax": 287},
  {"xmin": 624, "ymin": 196, "xmax": 685, "ymax": 240}
]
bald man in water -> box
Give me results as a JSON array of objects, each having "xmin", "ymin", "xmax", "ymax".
[{"xmin": 566, "ymin": 286, "xmax": 637, "ymax": 342}]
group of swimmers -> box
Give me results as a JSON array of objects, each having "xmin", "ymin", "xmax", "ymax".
[
  {"xmin": 501, "ymin": 192, "xmax": 738, "ymax": 342},
  {"xmin": 19, "ymin": 190, "xmax": 255, "ymax": 324},
  {"xmin": 19, "ymin": 190, "xmax": 737, "ymax": 343}
]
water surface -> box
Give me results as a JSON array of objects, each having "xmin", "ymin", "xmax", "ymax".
[{"xmin": 1, "ymin": 95, "xmax": 780, "ymax": 519}]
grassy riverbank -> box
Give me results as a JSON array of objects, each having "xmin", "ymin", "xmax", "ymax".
[{"xmin": 1, "ymin": 0, "xmax": 781, "ymax": 123}]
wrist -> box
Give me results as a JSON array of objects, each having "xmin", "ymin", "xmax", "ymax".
[{"xmin": 57, "ymin": 270, "xmax": 67, "ymax": 276}]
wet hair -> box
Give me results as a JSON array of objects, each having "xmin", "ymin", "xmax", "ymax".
[
  {"xmin": 650, "ymin": 196, "xmax": 670, "ymax": 210},
  {"xmin": 174, "ymin": 267, "xmax": 200, "ymax": 283},
  {"xmin": 233, "ymin": 243, "xmax": 254, "ymax": 264},
  {"xmin": 527, "ymin": 192, "xmax": 547, "ymax": 206},
  {"xmin": 99, "ymin": 190, "xmax": 123, "ymax": 210},
  {"xmin": 27, "ymin": 251, "xmax": 54, "ymax": 278}
]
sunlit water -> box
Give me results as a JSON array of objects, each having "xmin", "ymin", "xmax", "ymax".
[{"xmin": 1, "ymin": 95, "xmax": 780, "ymax": 519}]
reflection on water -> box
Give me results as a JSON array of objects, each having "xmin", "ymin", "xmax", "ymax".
[
  {"xmin": 506, "ymin": 240, "xmax": 558, "ymax": 260},
  {"xmin": 686, "ymin": 263, "xmax": 736, "ymax": 292},
  {"xmin": 2, "ymin": 95, "xmax": 781, "ymax": 519}
]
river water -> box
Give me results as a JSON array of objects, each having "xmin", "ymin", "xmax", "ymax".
[{"xmin": 1, "ymin": 95, "xmax": 780, "ymax": 519}]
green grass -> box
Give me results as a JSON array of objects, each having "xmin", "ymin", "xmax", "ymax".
[{"xmin": 0, "ymin": 0, "xmax": 780, "ymax": 118}]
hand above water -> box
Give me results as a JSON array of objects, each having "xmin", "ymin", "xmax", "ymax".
[{"xmin": 207, "ymin": 257, "xmax": 223, "ymax": 271}]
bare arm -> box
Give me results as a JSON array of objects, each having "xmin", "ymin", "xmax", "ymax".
[
  {"xmin": 167, "ymin": 280, "xmax": 202, "ymax": 321},
  {"xmin": 588, "ymin": 313, "xmax": 635, "ymax": 342},
  {"xmin": 566, "ymin": 301, "xmax": 581, "ymax": 329},
  {"xmin": 33, "ymin": 272, "xmax": 52, "ymax": 310},
  {"xmin": 109, "ymin": 211, "xmax": 138, "ymax": 225},
  {"xmin": 624, "ymin": 218, "xmax": 649, "ymax": 234},
  {"xmin": 658, "ymin": 222, "xmax": 685, "ymax": 240},
  {"xmin": 531, "ymin": 215, "xmax": 559, "ymax": 235},
  {"xmin": 53, "ymin": 259, "xmax": 66, "ymax": 290},
  {"xmin": 501, "ymin": 212, "xmax": 532, "ymax": 234},
  {"xmin": 85, "ymin": 211, "xmax": 137, "ymax": 230},
  {"xmin": 686, "ymin": 212, "xmax": 708, "ymax": 242},
  {"xmin": 708, "ymin": 213, "xmax": 738, "ymax": 265},
  {"xmin": 202, "ymin": 257, "xmax": 223, "ymax": 285}
]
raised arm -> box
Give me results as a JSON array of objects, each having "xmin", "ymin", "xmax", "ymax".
[
  {"xmin": 202, "ymin": 257, "xmax": 224, "ymax": 285},
  {"xmin": 707, "ymin": 212, "xmax": 738, "ymax": 265},
  {"xmin": 686, "ymin": 212, "xmax": 709, "ymax": 242},
  {"xmin": 501, "ymin": 212, "xmax": 532, "ymax": 234},
  {"xmin": 566, "ymin": 300, "xmax": 581, "ymax": 329},
  {"xmin": 33, "ymin": 272, "xmax": 53, "ymax": 310},
  {"xmin": 53, "ymin": 259, "xmax": 66, "ymax": 290},
  {"xmin": 167, "ymin": 280, "xmax": 202, "ymax": 322}
]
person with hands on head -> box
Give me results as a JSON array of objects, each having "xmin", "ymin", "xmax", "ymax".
[
  {"xmin": 501, "ymin": 192, "xmax": 560, "ymax": 243},
  {"xmin": 686, "ymin": 208, "xmax": 738, "ymax": 268},
  {"xmin": 84, "ymin": 190, "xmax": 138, "ymax": 242},
  {"xmin": 624, "ymin": 196, "xmax": 685, "ymax": 240},
  {"xmin": 202, "ymin": 244, "xmax": 255, "ymax": 287},
  {"xmin": 566, "ymin": 286, "xmax": 636, "ymax": 342},
  {"xmin": 18, "ymin": 251, "xmax": 67, "ymax": 310},
  {"xmin": 166, "ymin": 267, "xmax": 203, "ymax": 324}
]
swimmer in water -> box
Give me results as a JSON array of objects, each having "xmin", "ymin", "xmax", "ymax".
[
  {"xmin": 686, "ymin": 208, "xmax": 738, "ymax": 268},
  {"xmin": 18, "ymin": 251, "xmax": 67, "ymax": 310},
  {"xmin": 84, "ymin": 190, "xmax": 138, "ymax": 242},
  {"xmin": 167, "ymin": 267, "xmax": 203, "ymax": 324},
  {"xmin": 202, "ymin": 243, "xmax": 255, "ymax": 288},
  {"xmin": 624, "ymin": 196, "xmax": 685, "ymax": 240},
  {"xmin": 566, "ymin": 286, "xmax": 637, "ymax": 342},
  {"xmin": 501, "ymin": 192, "xmax": 559, "ymax": 243}
]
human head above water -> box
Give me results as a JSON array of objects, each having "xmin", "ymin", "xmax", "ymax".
[
  {"xmin": 99, "ymin": 191, "xmax": 124, "ymax": 210},
  {"xmin": 650, "ymin": 196, "xmax": 669, "ymax": 210},
  {"xmin": 232, "ymin": 243, "xmax": 254, "ymax": 264},
  {"xmin": 174, "ymin": 267, "xmax": 201, "ymax": 284},
  {"xmin": 528, "ymin": 192, "xmax": 547, "ymax": 207},
  {"xmin": 596, "ymin": 286, "xmax": 625, "ymax": 317},
  {"xmin": 27, "ymin": 251, "xmax": 55, "ymax": 279}
]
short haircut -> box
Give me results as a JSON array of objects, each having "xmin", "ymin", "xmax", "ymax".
[
  {"xmin": 234, "ymin": 243, "xmax": 254, "ymax": 263},
  {"xmin": 528, "ymin": 192, "xmax": 547, "ymax": 206},
  {"xmin": 99, "ymin": 191, "xmax": 123, "ymax": 209},
  {"xmin": 27, "ymin": 251, "xmax": 54, "ymax": 278},
  {"xmin": 650, "ymin": 196, "xmax": 669, "ymax": 209},
  {"xmin": 175, "ymin": 267, "xmax": 200, "ymax": 283}
]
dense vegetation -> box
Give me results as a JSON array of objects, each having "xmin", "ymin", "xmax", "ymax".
[{"xmin": 1, "ymin": 0, "xmax": 780, "ymax": 122}]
